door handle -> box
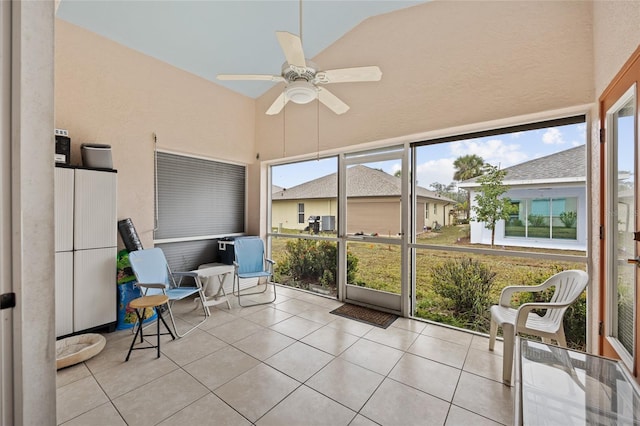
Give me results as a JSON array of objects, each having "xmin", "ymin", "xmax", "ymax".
[
  {"xmin": 0, "ymin": 293, "xmax": 16, "ymax": 310},
  {"xmin": 627, "ymin": 256, "xmax": 640, "ymax": 264}
]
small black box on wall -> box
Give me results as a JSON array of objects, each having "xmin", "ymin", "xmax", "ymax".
[{"xmin": 55, "ymin": 129, "xmax": 71, "ymax": 165}]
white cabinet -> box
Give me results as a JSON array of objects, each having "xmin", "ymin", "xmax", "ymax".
[
  {"xmin": 74, "ymin": 169, "xmax": 117, "ymax": 250},
  {"xmin": 73, "ymin": 247, "xmax": 117, "ymax": 332},
  {"xmin": 54, "ymin": 168, "xmax": 74, "ymax": 252},
  {"xmin": 55, "ymin": 252, "xmax": 73, "ymax": 337},
  {"xmin": 55, "ymin": 166, "xmax": 117, "ymax": 337}
]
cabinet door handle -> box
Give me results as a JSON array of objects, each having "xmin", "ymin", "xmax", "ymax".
[{"xmin": 0, "ymin": 293, "xmax": 16, "ymax": 310}]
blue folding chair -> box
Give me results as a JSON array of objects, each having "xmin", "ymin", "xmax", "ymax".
[
  {"xmin": 232, "ymin": 237, "xmax": 276, "ymax": 307},
  {"xmin": 129, "ymin": 248, "xmax": 208, "ymax": 337}
]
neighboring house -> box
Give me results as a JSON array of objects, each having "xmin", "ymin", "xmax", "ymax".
[
  {"xmin": 272, "ymin": 165, "xmax": 456, "ymax": 235},
  {"xmin": 459, "ymin": 145, "xmax": 586, "ymax": 250}
]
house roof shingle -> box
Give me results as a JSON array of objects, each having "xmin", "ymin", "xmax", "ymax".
[
  {"xmin": 272, "ymin": 165, "xmax": 456, "ymax": 203},
  {"xmin": 460, "ymin": 144, "xmax": 586, "ymax": 186}
]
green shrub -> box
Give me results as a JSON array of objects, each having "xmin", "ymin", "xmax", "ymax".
[
  {"xmin": 275, "ymin": 239, "xmax": 358, "ymax": 289},
  {"xmin": 559, "ymin": 211, "xmax": 577, "ymax": 228},
  {"xmin": 528, "ymin": 214, "xmax": 546, "ymax": 227},
  {"xmin": 509, "ymin": 218, "xmax": 523, "ymax": 227},
  {"xmin": 431, "ymin": 258, "xmax": 496, "ymax": 331}
]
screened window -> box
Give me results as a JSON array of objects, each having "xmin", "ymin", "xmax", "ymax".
[
  {"xmin": 425, "ymin": 203, "xmax": 429, "ymax": 219},
  {"xmin": 298, "ymin": 203, "xmax": 305, "ymax": 224}
]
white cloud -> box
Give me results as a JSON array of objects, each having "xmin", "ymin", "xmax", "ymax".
[
  {"xmin": 449, "ymin": 139, "xmax": 527, "ymax": 168},
  {"xmin": 390, "ymin": 162, "xmax": 402, "ymax": 175},
  {"xmin": 415, "ymin": 158, "xmax": 456, "ymax": 189},
  {"xmin": 511, "ymin": 132, "xmax": 523, "ymax": 139},
  {"xmin": 542, "ymin": 128, "xmax": 566, "ymax": 145}
]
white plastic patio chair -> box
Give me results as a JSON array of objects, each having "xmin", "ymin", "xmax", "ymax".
[
  {"xmin": 129, "ymin": 248, "xmax": 209, "ymax": 337},
  {"xmin": 489, "ymin": 269, "xmax": 589, "ymax": 384}
]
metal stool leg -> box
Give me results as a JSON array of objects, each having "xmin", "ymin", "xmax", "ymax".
[
  {"xmin": 156, "ymin": 306, "xmax": 161, "ymax": 358},
  {"xmin": 125, "ymin": 296, "xmax": 174, "ymax": 361},
  {"xmin": 126, "ymin": 308, "xmax": 145, "ymax": 361}
]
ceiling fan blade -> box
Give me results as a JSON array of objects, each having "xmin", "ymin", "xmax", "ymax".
[
  {"xmin": 316, "ymin": 66, "xmax": 382, "ymax": 84},
  {"xmin": 317, "ymin": 87, "xmax": 349, "ymax": 115},
  {"xmin": 266, "ymin": 91, "xmax": 290, "ymax": 115},
  {"xmin": 276, "ymin": 31, "xmax": 306, "ymax": 68},
  {"xmin": 217, "ymin": 74, "xmax": 285, "ymax": 82}
]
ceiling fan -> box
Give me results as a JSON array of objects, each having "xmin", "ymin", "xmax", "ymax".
[{"xmin": 217, "ymin": 31, "xmax": 382, "ymax": 115}]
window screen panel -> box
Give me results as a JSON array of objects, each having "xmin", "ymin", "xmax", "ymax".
[{"xmin": 155, "ymin": 152, "xmax": 245, "ymax": 240}]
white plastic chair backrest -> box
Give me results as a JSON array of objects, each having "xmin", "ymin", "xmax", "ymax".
[
  {"xmin": 234, "ymin": 237, "xmax": 265, "ymax": 274},
  {"xmin": 129, "ymin": 248, "xmax": 171, "ymax": 297},
  {"xmin": 541, "ymin": 270, "xmax": 589, "ymax": 328}
]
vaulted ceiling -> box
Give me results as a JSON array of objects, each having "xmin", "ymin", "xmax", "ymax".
[{"xmin": 56, "ymin": 1, "xmax": 425, "ymax": 98}]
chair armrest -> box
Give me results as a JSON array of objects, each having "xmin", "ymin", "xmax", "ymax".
[
  {"xmin": 499, "ymin": 286, "xmax": 536, "ymax": 306},
  {"xmin": 515, "ymin": 302, "xmax": 572, "ymax": 329},
  {"xmin": 172, "ymin": 271, "xmax": 202, "ymax": 288},
  {"xmin": 135, "ymin": 283, "xmax": 166, "ymax": 296},
  {"xmin": 173, "ymin": 271, "xmax": 198, "ymax": 278},
  {"xmin": 265, "ymin": 258, "xmax": 275, "ymax": 273},
  {"xmin": 136, "ymin": 283, "xmax": 166, "ymax": 289},
  {"xmin": 499, "ymin": 283, "xmax": 550, "ymax": 306}
]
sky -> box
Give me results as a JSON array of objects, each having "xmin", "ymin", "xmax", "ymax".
[{"xmin": 271, "ymin": 122, "xmax": 589, "ymax": 190}]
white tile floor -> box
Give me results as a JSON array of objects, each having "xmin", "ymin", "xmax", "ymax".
[{"xmin": 56, "ymin": 285, "xmax": 513, "ymax": 425}]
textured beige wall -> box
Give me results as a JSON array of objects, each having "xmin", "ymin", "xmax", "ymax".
[
  {"xmin": 255, "ymin": 0, "xmax": 594, "ymax": 161},
  {"xmin": 589, "ymin": 1, "xmax": 640, "ymax": 352},
  {"xmin": 55, "ymin": 20, "xmax": 256, "ymax": 247},
  {"xmin": 272, "ymin": 198, "xmax": 337, "ymax": 231},
  {"xmin": 593, "ymin": 1, "xmax": 640, "ymax": 97}
]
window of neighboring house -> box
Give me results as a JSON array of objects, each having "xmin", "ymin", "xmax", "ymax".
[
  {"xmin": 298, "ymin": 203, "xmax": 305, "ymax": 224},
  {"xmin": 433, "ymin": 204, "xmax": 437, "ymax": 214},
  {"xmin": 425, "ymin": 203, "xmax": 429, "ymax": 219},
  {"xmin": 505, "ymin": 197, "xmax": 578, "ymax": 240}
]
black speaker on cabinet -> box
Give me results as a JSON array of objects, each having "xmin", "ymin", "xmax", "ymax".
[{"xmin": 55, "ymin": 129, "xmax": 71, "ymax": 165}]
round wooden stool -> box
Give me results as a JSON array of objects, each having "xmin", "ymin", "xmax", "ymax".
[{"xmin": 125, "ymin": 294, "xmax": 175, "ymax": 361}]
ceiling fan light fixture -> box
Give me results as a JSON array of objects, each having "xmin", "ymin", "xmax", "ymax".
[{"xmin": 285, "ymin": 81, "xmax": 317, "ymax": 104}]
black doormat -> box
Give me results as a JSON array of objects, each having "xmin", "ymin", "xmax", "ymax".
[{"xmin": 330, "ymin": 304, "xmax": 397, "ymax": 329}]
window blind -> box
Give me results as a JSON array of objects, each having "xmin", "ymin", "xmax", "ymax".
[
  {"xmin": 154, "ymin": 152, "xmax": 245, "ymax": 271},
  {"xmin": 155, "ymin": 152, "xmax": 245, "ymax": 240}
]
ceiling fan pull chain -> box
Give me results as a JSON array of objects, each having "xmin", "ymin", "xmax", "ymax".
[{"xmin": 283, "ymin": 96, "xmax": 287, "ymax": 157}]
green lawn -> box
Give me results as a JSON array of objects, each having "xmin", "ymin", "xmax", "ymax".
[{"xmin": 270, "ymin": 225, "xmax": 587, "ymax": 348}]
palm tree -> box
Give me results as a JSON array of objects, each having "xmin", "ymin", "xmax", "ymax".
[
  {"xmin": 453, "ymin": 154, "xmax": 485, "ymax": 181},
  {"xmin": 453, "ymin": 154, "xmax": 485, "ymax": 220}
]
